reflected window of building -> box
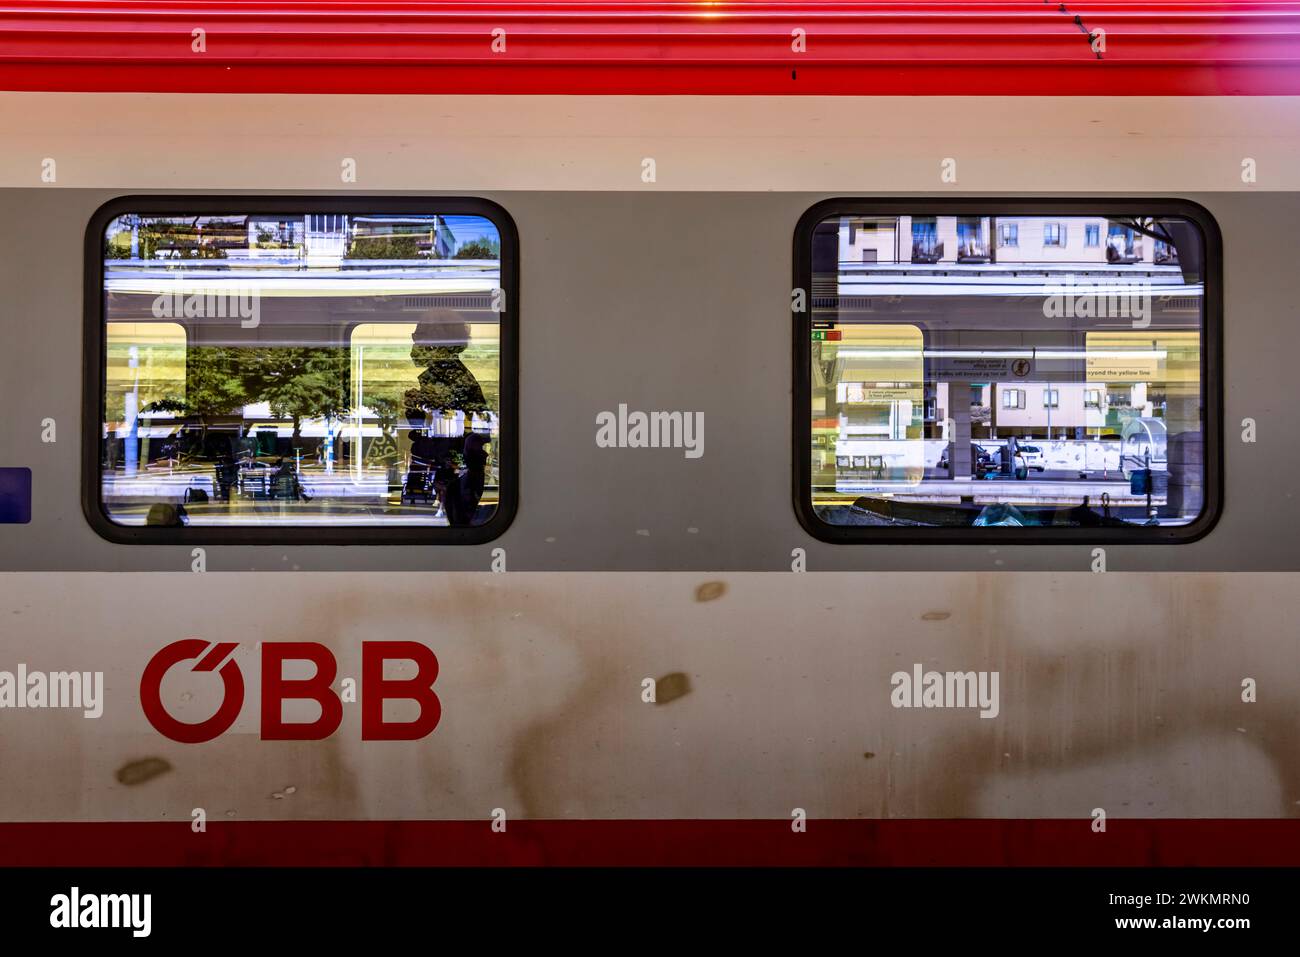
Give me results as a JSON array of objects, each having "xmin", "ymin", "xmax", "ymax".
[
  {"xmin": 956, "ymin": 217, "xmax": 989, "ymax": 263},
  {"xmin": 1108, "ymin": 224, "xmax": 1140, "ymax": 262},
  {"xmin": 912, "ymin": 216, "xmax": 941, "ymax": 263}
]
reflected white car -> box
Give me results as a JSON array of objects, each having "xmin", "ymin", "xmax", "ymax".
[{"xmin": 1018, "ymin": 445, "xmax": 1047, "ymax": 472}]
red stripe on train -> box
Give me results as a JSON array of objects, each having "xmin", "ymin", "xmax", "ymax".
[
  {"xmin": 1, "ymin": 62, "xmax": 1296, "ymax": 95},
  {"xmin": 0, "ymin": 820, "xmax": 1297, "ymax": 866}
]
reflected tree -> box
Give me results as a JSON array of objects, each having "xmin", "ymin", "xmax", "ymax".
[
  {"xmin": 244, "ymin": 347, "xmax": 352, "ymax": 442},
  {"xmin": 453, "ymin": 238, "xmax": 500, "ymax": 260}
]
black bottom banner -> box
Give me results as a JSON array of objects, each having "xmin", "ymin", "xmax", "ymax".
[{"xmin": 0, "ymin": 866, "xmax": 1283, "ymax": 943}]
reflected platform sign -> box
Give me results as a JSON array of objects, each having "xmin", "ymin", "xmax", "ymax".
[
  {"xmin": 1085, "ymin": 331, "xmax": 1167, "ymax": 382},
  {"xmin": 932, "ymin": 355, "xmax": 1012, "ymax": 380},
  {"xmin": 932, "ymin": 350, "xmax": 1162, "ymax": 383},
  {"xmin": 1085, "ymin": 354, "xmax": 1160, "ymax": 382},
  {"xmin": 841, "ymin": 384, "xmax": 917, "ymax": 403}
]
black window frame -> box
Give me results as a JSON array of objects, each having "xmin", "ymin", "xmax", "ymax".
[
  {"xmin": 792, "ymin": 197, "xmax": 1223, "ymax": 545},
  {"xmin": 83, "ymin": 194, "xmax": 520, "ymax": 546}
]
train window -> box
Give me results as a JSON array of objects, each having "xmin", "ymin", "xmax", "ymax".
[
  {"xmin": 85, "ymin": 198, "xmax": 517, "ymax": 544},
  {"xmin": 795, "ymin": 201, "xmax": 1221, "ymax": 543}
]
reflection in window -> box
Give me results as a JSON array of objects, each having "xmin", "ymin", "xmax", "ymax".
[
  {"xmin": 1107, "ymin": 224, "xmax": 1140, "ymax": 262},
  {"xmin": 808, "ymin": 212, "xmax": 1209, "ymax": 530},
  {"xmin": 98, "ymin": 210, "xmax": 505, "ymax": 530},
  {"xmin": 818, "ymin": 325, "xmax": 924, "ymax": 486},
  {"xmin": 911, "ymin": 216, "xmax": 941, "ymax": 263},
  {"xmin": 956, "ymin": 217, "xmax": 990, "ymax": 263}
]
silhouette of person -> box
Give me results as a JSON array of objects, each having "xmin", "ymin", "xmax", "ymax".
[
  {"xmin": 269, "ymin": 456, "xmax": 310, "ymax": 502},
  {"xmin": 234, "ymin": 423, "xmax": 258, "ymax": 466},
  {"xmin": 145, "ymin": 503, "xmax": 187, "ymax": 526},
  {"xmin": 213, "ymin": 451, "xmax": 239, "ymax": 501},
  {"xmin": 1002, "ymin": 434, "xmax": 1019, "ymax": 477},
  {"xmin": 404, "ymin": 313, "xmax": 492, "ymax": 526}
]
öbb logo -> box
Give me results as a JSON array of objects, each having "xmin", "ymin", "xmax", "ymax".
[{"xmin": 140, "ymin": 639, "xmax": 441, "ymax": 743}]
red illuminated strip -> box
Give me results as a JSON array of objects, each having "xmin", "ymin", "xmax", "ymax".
[
  {"xmin": 1, "ymin": 819, "xmax": 1299, "ymax": 866},
  {"xmin": 0, "ymin": 2, "xmax": 1299, "ymax": 94}
]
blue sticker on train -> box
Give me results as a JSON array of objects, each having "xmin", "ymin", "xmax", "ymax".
[{"xmin": 0, "ymin": 468, "xmax": 32, "ymax": 524}]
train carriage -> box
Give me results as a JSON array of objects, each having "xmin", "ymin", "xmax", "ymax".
[{"xmin": 1, "ymin": 0, "xmax": 1299, "ymax": 933}]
